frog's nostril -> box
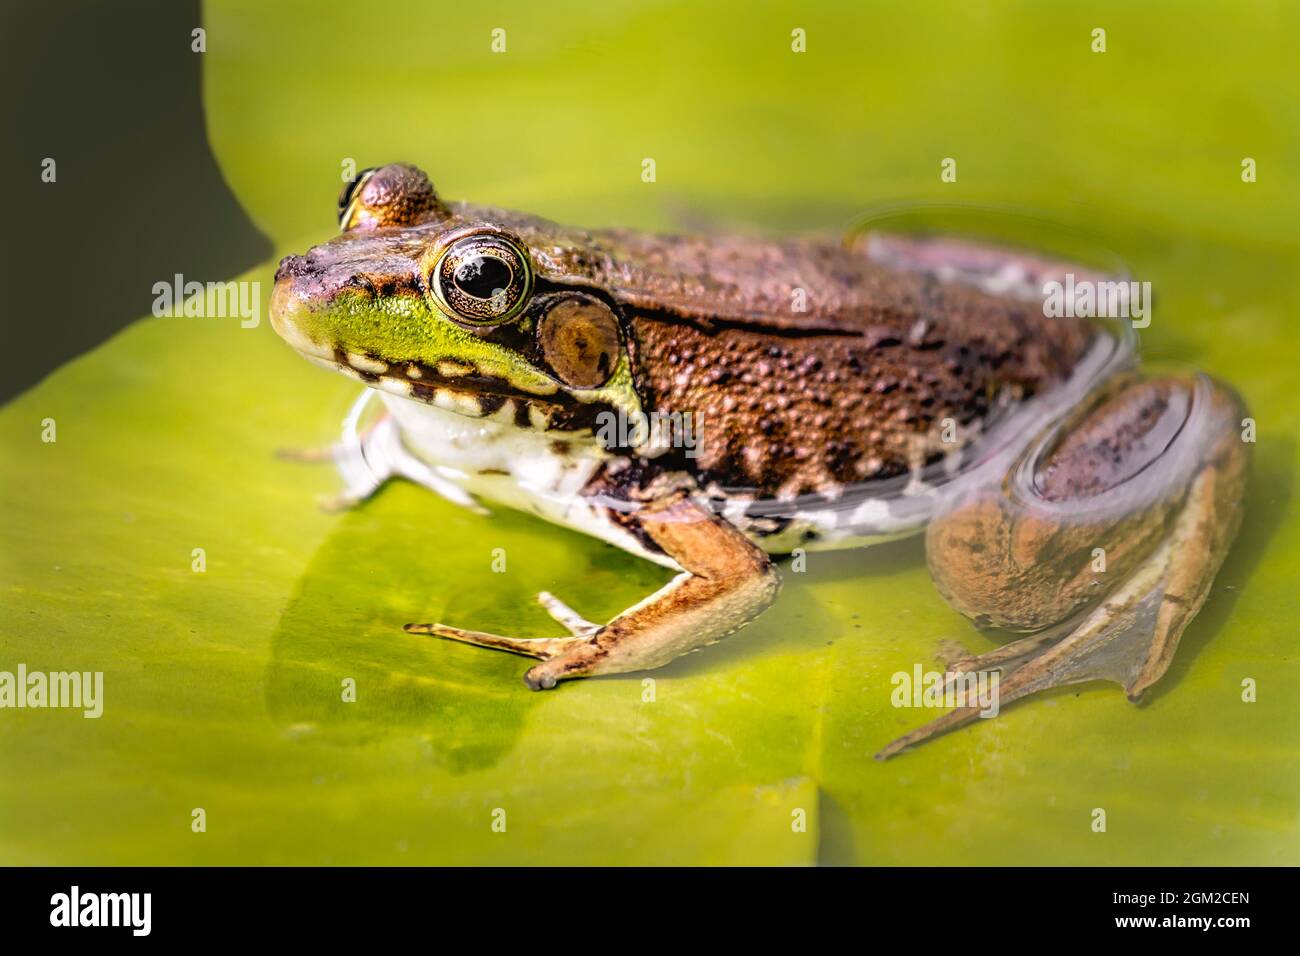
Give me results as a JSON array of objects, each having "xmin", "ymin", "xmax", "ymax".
[{"xmin": 274, "ymin": 253, "xmax": 311, "ymax": 282}]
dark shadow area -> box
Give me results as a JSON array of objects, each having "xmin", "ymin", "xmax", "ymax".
[
  {"xmin": 0, "ymin": 0, "xmax": 270, "ymax": 402},
  {"xmin": 816, "ymin": 788, "xmax": 858, "ymax": 866}
]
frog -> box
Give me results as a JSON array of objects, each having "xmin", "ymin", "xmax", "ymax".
[{"xmin": 270, "ymin": 163, "xmax": 1249, "ymax": 757}]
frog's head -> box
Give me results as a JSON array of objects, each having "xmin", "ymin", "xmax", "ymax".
[{"xmin": 270, "ymin": 163, "xmax": 643, "ymax": 437}]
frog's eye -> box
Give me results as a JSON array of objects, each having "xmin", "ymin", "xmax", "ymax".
[
  {"xmin": 431, "ymin": 233, "xmax": 533, "ymax": 326},
  {"xmin": 536, "ymin": 294, "xmax": 622, "ymax": 389}
]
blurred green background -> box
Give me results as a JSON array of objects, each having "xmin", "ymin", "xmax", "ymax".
[{"xmin": 1, "ymin": 0, "xmax": 1297, "ymax": 864}]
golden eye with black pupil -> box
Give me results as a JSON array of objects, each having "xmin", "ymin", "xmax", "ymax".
[
  {"xmin": 337, "ymin": 167, "xmax": 377, "ymax": 229},
  {"xmin": 536, "ymin": 294, "xmax": 622, "ymax": 389},
  {"xmin": 431, "ymin": 233, "xmax": 533, "ymax": 326}
]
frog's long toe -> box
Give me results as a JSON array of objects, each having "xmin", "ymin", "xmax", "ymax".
[
  {"xmin": 881, "ymin": 372, "xmax": 1250, "ymax": 758},
  {"xmin": 404, "ymin": 621, "xmax": 591, "ymax": 664},
  {"xmin": 403, "ymin": 591, "xmax": 600, "ymax": 667}
]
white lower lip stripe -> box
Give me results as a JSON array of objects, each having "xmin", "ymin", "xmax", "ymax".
[{"xmin": 347, "ymin": 352, "xmax": 389, "ymax": 374}]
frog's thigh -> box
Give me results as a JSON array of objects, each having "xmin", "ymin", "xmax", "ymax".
[
  {"xmin": 408, "ymin": 494, "xmax": 780, "ymax": 688},
  {"xmin": 881, "ymin": 374, "xmax": 1249, "ymax": 757}
]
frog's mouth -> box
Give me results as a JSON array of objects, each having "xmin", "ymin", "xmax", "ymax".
[{"xmin": 305, "ymin": 345, "xmax": 608, "ymax": 433}]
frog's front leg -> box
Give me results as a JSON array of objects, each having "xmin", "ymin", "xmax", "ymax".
[
  {"xmin": 405, "ymin": 494, "xmax": 781, "ymax": 688},
  {"xmin": 878, "ymin": 372, "xmax": 1250, "ymax": 758},
  {"xmin": 278, "ymin": 388, "xmax": 487, "ymax": 515}
]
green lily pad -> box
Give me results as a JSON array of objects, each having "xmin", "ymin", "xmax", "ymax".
[{"xmin": 1, "ymin": 0, "xmax": 1297, "ymax": 865}]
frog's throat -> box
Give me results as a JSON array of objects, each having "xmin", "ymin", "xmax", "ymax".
[{"xmin": 302, "ymin": 347, "xmax": 644, "ymax": 438}]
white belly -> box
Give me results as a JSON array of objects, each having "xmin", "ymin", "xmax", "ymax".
[{"xmin": 377, "ymin": 392, "xmax": 682, "ymax": 569}]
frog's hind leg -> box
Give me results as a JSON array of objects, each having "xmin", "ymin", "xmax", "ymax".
[
  {"xmin": 278, "ymin": 388, "xmax": 487, "ymax": 515},
  {"xmin": 878, "ymin": 373, "xmax": 1250, "ymax": 758}
]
